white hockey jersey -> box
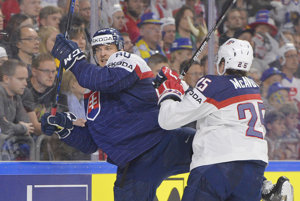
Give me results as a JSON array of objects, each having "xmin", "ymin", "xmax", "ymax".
[
  {"xmin": 159, "ymin": 75, "xmax": 268, "ymax": 170},
  {"xmin": 281, "ymin": 76, "xmax": 300, "ymax": 103}
]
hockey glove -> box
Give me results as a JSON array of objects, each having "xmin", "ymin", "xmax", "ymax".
[
  {"xmin": 262, "ymin": 176, "xmax": 294, "ymax": 201},
  {"xmin": 51, "ymin": 33, "xmax": 86, "ymax": 71},
  {"xmin": 153, "ymin": 66, "xmax": 181, "ymax": 88},
  {"xmin": 41, "ymin": 112, "xmax": 77, "ymax": 139},
  {"xmin": 156, "ymin": 79, "xmax": 184, "ymax": 105}
]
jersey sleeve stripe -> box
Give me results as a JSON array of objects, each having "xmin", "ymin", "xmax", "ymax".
[
  {"xmin": 205, "ymin": 94, "xmax": 262, "ymax": 109},
  {"xmin": 134, "ymin": 64, "xmax": 154, "ymax": 80}
]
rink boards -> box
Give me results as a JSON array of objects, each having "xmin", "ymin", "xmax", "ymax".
[{"xmin": 0, "ymin": 161, "xmax": 299, "ymax": 201}]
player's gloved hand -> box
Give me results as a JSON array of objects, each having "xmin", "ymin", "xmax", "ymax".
[
  {"xmin": 262, "ymin": 176, "xmax": 294, "ymax": 201},
  {"xmin": 153, "ymin": 66, "xmax": 181, "ymax": 88},
  {"xmin": 51, "ymin": 33, "xmax": 86, "ymax": 71},
  {"xmin": 156, "ymin": 79, "xmax": 184, "ymax": 105},
  {"xmin": 41, "ymin": 112, "xmax": 77, "ymax": 139}
]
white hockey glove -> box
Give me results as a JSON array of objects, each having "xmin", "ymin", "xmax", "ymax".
[{"xmin": 262, "ymin": 176, "xmax": 294, "ymax": 201}]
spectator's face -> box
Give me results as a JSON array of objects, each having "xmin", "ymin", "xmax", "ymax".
[
  {"xmin": 179, "ymin": 9, "xmax": 194, "ymax": 33},
  {"xmin": 32, "ymin": 59, "xmax": 56, "ymax": 88},
  {"xmin": 112, "ymin": 11, "xmax": 125, "ymax": 31},
  {"xmin": 172, "ymin": 49, "xmax": 193, "ymax": 72},
  {"xmin": 123, "ymin": 35, "xmax": 133, "ymax": 53},
  {"xmin": 127, "ymin": 0, "xmax": 144, "ymax": 18},
  {"xmin": 46, "ymin": 30, "xmax": 59, "ymax": 53},
  {"xmin": 140, "ymin": 24, "xmax": 162, "ymax": 46},
  {"xmin": 70, "ymin": 78, "xmax": 86, "ymax": 97},
  {"xmin": 282, "ymin": 49, "xmax": 299, "ymax": 73},
  {"xmin": 184, "ymin": 63, "xmax": 204, "ymax": 87},
  {"xmin": 226, "ymin": 10, "xmax": 242, "ymax": 31},
  {"xmin": 267, "ymin": 119, "xmax": 286, "ymax": 137},
  {"xmin": 162, "ymin": 24, "xmax": 176, "ymax": 45},
  {"xmin": 5, "ymin": 66, "xmax": 28, "ymax": 95},
  {"xmin": 72, "ymin": 32, "xmax": 86, "ymax": 52},
  {"xmin": 42, "ymin": 13, "xmax": 62, "ymax": 29},
  {"xmin": 20, "ymin": 0, "xmax": 41, "ymax": 18},
  {"xmin": 255, "ymin": 24, "xmax": 272, "ymax": 35},
  {"xmin": 285, "ymin": 113, "xmax": 299, "ymax": 130},
  {"xmin": 239, "ymin": 10, "xmax": 248, "ymax": 28},
  {"xmin": 17, "ymin": 27, "xmax": 40, "ymax": 55},
  {"xmin": 79, "ymin": 0, "xmax": 91, "ymax": 22},
  {"xmin": 94, "ymin": 44, "xmax": 118, "ymax": 67}
]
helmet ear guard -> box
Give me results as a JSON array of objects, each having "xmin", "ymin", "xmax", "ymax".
[{"xmin": 216, "ymin": 38, "xmax": 253, "ymax": 75}]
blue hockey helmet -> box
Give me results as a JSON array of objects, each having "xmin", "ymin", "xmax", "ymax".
[{"xmin": 91, "ymin": 28, "xmax": 124, "ymax": 51}]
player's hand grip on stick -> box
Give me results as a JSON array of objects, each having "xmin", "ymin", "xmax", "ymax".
[
  {"xmin": 51, "ymin": 34, "xmax": 86, "ymax": 71},
  {"xmin": 154, "ymin": 67, "xmax": 185, "ymax": 105},
  {"xmin": 41, "ymin": 112, "xmax": 77, "ymax": 139}
]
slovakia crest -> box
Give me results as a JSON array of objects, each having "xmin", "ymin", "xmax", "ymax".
[{"xmin": 86, "ymin": 91, "xmax": 101, "ymax": 121}]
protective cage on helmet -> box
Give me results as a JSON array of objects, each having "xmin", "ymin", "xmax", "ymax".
[{"xmin": 216, "ymin": 38, "xmax": 253, "ymax": 75}]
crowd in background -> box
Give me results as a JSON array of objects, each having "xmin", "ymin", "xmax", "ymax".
[{"xmin": 0, "ymin": 0, "xmax": 299, "ymax": 161}]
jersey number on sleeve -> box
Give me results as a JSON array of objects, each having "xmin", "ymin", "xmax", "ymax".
[{"xmin": 237, "ymin": 102, "xmax": 265, "ymax": 139}]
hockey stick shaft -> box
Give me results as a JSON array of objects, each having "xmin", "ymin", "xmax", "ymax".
[
  {"xmin": 51, "ymin": 0, "xmax": 76, "ymax": 115},
  {"xmin": 179, "ymin": 0, "xmax": 237, "ymax": 79},
  {"xmin": 179, "ymin": 0, "xmax": 236, "ymax": 79}
]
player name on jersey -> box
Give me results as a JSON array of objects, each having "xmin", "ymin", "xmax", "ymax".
[{"xmin": 229, "ymin": 77, "xmax": 259, "ymax": 89}]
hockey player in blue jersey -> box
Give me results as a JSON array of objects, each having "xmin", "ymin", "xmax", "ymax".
[
  {"xmin": 40, "ymin": 28, "xmax": 195, "ymax": 201},
  {"xmin": 155, "ymin": 38, "xmax": 294, "ymax": 201}
]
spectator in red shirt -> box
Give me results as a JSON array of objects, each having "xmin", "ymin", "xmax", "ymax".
[{"xmin": 121, "ymin": 0, "xmax": 144, "ymax": 44}]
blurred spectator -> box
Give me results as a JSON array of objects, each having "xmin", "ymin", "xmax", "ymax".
[
  {"xmin": 249, "ymin": 9, "xmax": 278, "ymax": 37},
  {"xmin": 161, "ymin": 17, "xmax": 176, "ymax": 61},
  {"xmin": 180, "ymin": 59, "xmax": 204, "ymax": 88},
  {"xmin": 69, "ymin": 26, "xmax": 89, "ymax": 60},
  {"xmin": 169, "ymin": 37, "xmax": 193, "ymax": 73},
  {"xmin": 238, "ymin": 7, "xmax": 249, "ymax": 28},
  {"xmin": 219, "ymin": 8, "xmax": 243, "ymax": 45},
  {"xmin": 4, "ymin": 13, "xmax": 33, "ymax": 57},
  {"xmin": 22, "ymin": 53, "xmax": 68, "ymax": 118},
  {"xmin": 38, "ymin": 26, "xmax": 59, "ymax": 54},
  {"xmin": 59, "ymin": 13, "xmax": 85, "ymax": 34},
  {"xmin": 39, "ymin": 5, "xmax": 62, "ymax": 29},
  {"xmin": 0, "ymin": 47, "xmax": 8, "ymax": 65},
  {"xmin": 78, "ymin": 0, "xmax": 91, "ymax": 27},
  {"xmin": 279, "ymin": 103, "xmax": 300, "ymax": 139},
  {"xmin": 57, "ymin": 0, "xmax": 79, "ymax": 14},
  {"xmin": 174, "ymin": 5, "xmax": 197, "ymax": 50},
  {"xmin": 0, "ymin": 6, "xmax": 4, "ymax": 31},
  {"xmin": 147, "ymin": 53, "xmax": 169, "ymax": 76},
  {"xmin": 18, "ymin": 0, "xmax": 41, "ymax": 30},
  {"xmin": 60, "ymin": 71, "xmax": 86, "ymax": 121},
  {"xmin": 267, "ymin": 82, "xmax": 292, "ymax": 111},
  {"xmin": 260, "ymin": 67, "xmax": 285, "ymax": 100},
  {"xmin": 133, "ymin": 12, "xmax": 164, "ymax": 62},
  {"xmin": 11, "ymin": 25, "xmax": 40, "ymax": 76},
  {"xmin": 265, "ymin": 110, "xmax": 286, "ymax": 160},
  {"xmin": 279, "ymin": 43, "xmax": 300, "ymax": 108},
  {"xmin": 109, "ymin": 4, "xmax": 126, "ymax": 32},
  {"xmin": 121, "ymin": 0, "xmax": 144, "ymax": 43},
  {"xmin": 233, "ymin": 27, "xmax": 254, "ymax": 47},
  {"xmin": 1, "ymin": 0, "xmax": 20, "ymax": 29},
  {"xmin": 121, "ymin": 32, "xmax": 134, "ymax": 53},
  {"xmin": 0, "ymin": 59, "xmax": 34, "ymax": 136}
]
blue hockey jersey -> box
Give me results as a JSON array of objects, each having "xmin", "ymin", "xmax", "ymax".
[{"xmin": 62, "ymin": 51, "xmax": 167, "ymax": 168}]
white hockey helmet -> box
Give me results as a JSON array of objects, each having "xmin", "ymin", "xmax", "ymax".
[{"xmin": 216, "ymin": 38, "xmax": 253, "ymax": 75}]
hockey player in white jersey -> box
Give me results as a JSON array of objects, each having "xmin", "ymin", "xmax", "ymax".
[{"xmin": 155, "ymin": 38, "xmax": 293, "ymax": 201}]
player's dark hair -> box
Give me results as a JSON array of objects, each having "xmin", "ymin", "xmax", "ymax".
[{"xmin": 226, "ymin": 69, "xmax": 247, "ymax": 77}]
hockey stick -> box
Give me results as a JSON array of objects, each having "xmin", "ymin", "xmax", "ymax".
[
  {"xmin": 51, "ymin": 0, "xmax": 76, "ymax": 115},
  {"xmin": 153, "ymin": 0, "xmax": 237, "ymax": 88}
]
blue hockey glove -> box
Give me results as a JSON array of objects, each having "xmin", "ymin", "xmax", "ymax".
[
  {"xmin": 51, "ymin": 33, "xmax": 86, "ymax": 71},
  {"xmin": 41, "ymin": 112, "xmax": 77, "ymax": 139}
]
